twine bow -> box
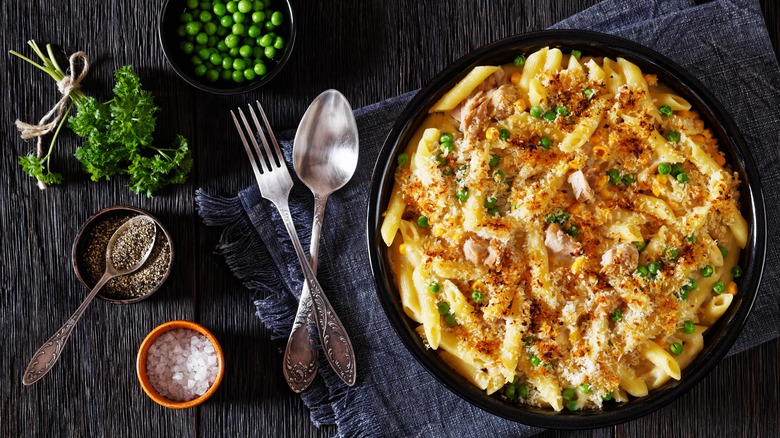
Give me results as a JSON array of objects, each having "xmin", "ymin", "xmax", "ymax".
[{"xmin": 15, "ymin": 51, "xmax": 89, "ymax": 189}]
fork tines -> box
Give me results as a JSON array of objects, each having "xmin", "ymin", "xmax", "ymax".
[{"xmin": 231, "ymin": 101, "xmax": 284, "ymax": 178}]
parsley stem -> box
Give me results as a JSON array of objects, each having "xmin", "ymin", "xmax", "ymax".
[{"xmin": 44, "ymin": 101, "xmax": 75, "ymax": 162}]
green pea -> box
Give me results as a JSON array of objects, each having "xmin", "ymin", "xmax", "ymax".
[
  {"xmin": 395, "ymin": 153, "xmax": 409, "ymax": 167},
  {"xmin": 670, "ymin": 163, "xmax": 684, "ymax": 176},
  {"xmin": 471, "ymin": 290, "xmax": 483, "ymax": 303},
  {"xmin": 271, "ymin": 10, "xmax": 284, "ymax": 26},
  {"xmin": 199, "ymin": 1, "xmax": 212, "ymax": 10},
  {"xmin": 222, "ymin": 56, "xmax": 234, "ymax": 70},
  {"xmin": 213, "ymin": 2, "xmax": 227, "ymax": 16},
  {"xmin": 220, "ymin": 14, "xmax": 234, "ymax": 27},
  {"xmin": 713, "ymin": 281, "xmax": 726, "ymax": 294},
  {"xmin": 208, "ymin": 52, "xmax": 222, "ymax": 65},
  {"xmin": 229, "ymin": 47, "xmax": 239, "ymax": 57},
  {"xmin": 484, "ymin": 197, "xmax": 497, "ymax": 209},
  {"xmin": 676, "ymin": 172, "xmax": 689, "ymax": 184},
  {"xmin": 670, "ymin": 342, "xmax": 683, "ymax": 355},
  {"xmin": 657, "ymin": 162, "xmax": 672, "ymax": 175},
  {"xmin": 635, "ymin": 241, "xmax": 647, "ymax": 251},
  {"xmin": 187, "ymin": 0, "xmax": 199, "ymax": 8},
  {"xmin": 246, "ymin": 24, "xmax": 262, "ymax": 38},
  {"xmin": 540, "ymin": 136, "xmax": 552, "ymax": 150},
  {"xmin": 436, "ymin": 301, "xmax": 450, "ymax": 315},
  {"xmin": 180, "ymin": 11, "xmax": 194, "ymax": 22},
  {"xmin": 243, "ymin": 68, "xmax": 256, "ymax": 80},
  {"xmin": 456, "ymin": 187, "xmax": 468, "ymax": 202},
  {"xmin": 543, "ymin": 110, "xmax": 557, "ymax": 121},
  {"xmin": 566, "ymin": 400, "xmax": 579, "ymax": 411},
  {"xmin": 731, "ymin": 265, "xmax": 743, "ymax": 278},
  {"xmin": 556, "ymin": 105, "xmax": 569, "ymax": 116},
  {"xmin": 264, "ymin": 45, "xmax": 277, "ymax": 58},
  {"xmin": 659, "ymin": 105, "xmax": 673, "ymax": 116},
  {"xmin": 443, "ymin": 314, "xmax": 458, "ymax": 327},
  {"xmin": 683, "ymin": 320, "xmax": 696, "ymax": 334},
  {"xmin": 216, "ymin": 25, "xmax": 229, "ymax": 36},
  {"xmin": 205, "ymin": 68, "xmax": 219, "ymax": 82},
  {"xmin": 566, "ymin": 225, "xmax": 578, "ymax": 237},
  {"xmin": 636, "ymin": 265, "xmax": 649, "ymax": 278},
  {"xmin": 428, "ymin": 282, "xmax": 440, "ymax": 294},
  {"xmin": 226, "ymin": 0, "xmax": 238, "ymax": 12},
  {"xmin": 199, "ymin": 10, "xmax": 212, "ymax": 22},
  {"xmin": 440, "ymin": 141, "xmax": 454, "ymax": 154},
  {"xmin": 719, "ymin": 246, "xmax": 728, "ymax": 257},
  {"xmin": 177, "ymin": 25, "xmax": 187, "ymax": 37},
  {"xmin": 232, "ymin": 58, "xmax": 247, "ymax": 70},
  {"xmin": 190, "ymin": 55, "xmax": 203, "ymax": 65},
  {"xmin": 253, "ymin": 62, "xmax": 267, "ymax": 76},
  {"xmin": 562, "ymin": 388, "xmax": 576, "ymax": 401},
  {"xmin": 513, "ymin": 54, "xmax": 526, "ymax": 66},
  {"xmin": 217, "ymin": 40, "xmax": 229, "ymax": 52},
  {"xmin": 274, "ymin": 36, "xmax": 285, "ymax": 50},
  {"xmin": 239, "ymin": 44, "xmax": 252, "ymax": 58},
  {"xmin": 579, "ymin": 383, "xmax": 591, "ymax": 394},
  {"xmin": 610, "ymin": 308, "xmax": 622, "ymax": 322},
  {"xmin": 602, "ymin": 392, "xmax": 613, "ymax": 401},
  {"xmin": 505, "ymin": 383, "xmax": 517, "ymax": 401},
  {"xmin": 684, "ymin": 278, "xmax": 697, "ymax": 292},
  {"xmin": 685, "ymin": 234, "xmax": 697, "ymax": 244},
  {"xmin": 180, "ymin": 41, "xmax": 195, "ymax": 54},
  {"xmin": 204, "ymin": 22, "xmax": 218, "ymax": 35},
  {"xmin": 251, "ymin": 46, "xmax": 263, "ymax": 58},
  {"xmin": 233, "ymin": 11, "xmax": 246, "ymax": 23},
  {"xmin": 252, "ymin": 10, "xmax": 266, "ymax": 23},
  {"xmin": 701, "ymin": 265, "xmax": 713, "ymax": 277},
  {"xmin": 231, "ymin": 69, "xmax": 245, "ymax": 82},
  {"xmin": 237, "ymin": 0, "xmax": 252, "ymax": 13},
  {"xmin": 259, "ymin": 33, "xmax": 273, "ymax": 47},
  {"xmin": 221, "ymin": 69, "xmax": 233, "ymax": 81},
  {"xmin": 499, "ymin": 128, "xmax": 510, "ymax": 141},
  {"xmin": 488, "ymin": 154, "xmax": 500, "ymax": 167},
  {"xmin": 665, "ymin": 247, "xmax": 679, "ymax": 261},
  {"xmin": 607, "ymin": 169, "xmax": 621, "ymax": 185},
  {"xmin": 232, "ymin": 23, "xmax": 246, "ymax": 35},
  {"xmin": 666, "ymin": 131, "xmax": 681, "ymax": 142},
  {"xmin": 195, "ymin": 32, "xmax": 208, "ymax": 45},
  {"xmin": 252, "ymin": 0, "xmax": 263, "ymax": 10},
  {"xmin": 417, "ymin": 215, "xmax": 429, "ymax": 228},
  {"xmin": 194, "ymin": 64, "xmax": 207, "ymax": 76},
  {"xmin": 530, "ymin": 355, "xmax": 541, "ymax": 367},
  {"xmin": 571, "ymin": 49, "xmax": 582, "ymax": 61},
  {"xmin": 185, "ymin": 21, "xmax": 201, "ymax": 36},
  {"xmin": 197, "ymin": 47, "xmax": 211, "ymax": 60},
  {"xmin": 225, "ymin": 33, "xmax": 240, "ymax": 48},
  {"xmin": 529, "ymin": 106, "xmax": 543, "ymax": 118},
  {"xmin": 518, "ymin": 383, "xmax": 529, "ymax": 399},
  {"xmin": 583, "ymin": 88, "xmax": 596, "ymax": 100},
  {"xmin": 493, "ymin": 169, "xmax": 505, "ymax": 183}
]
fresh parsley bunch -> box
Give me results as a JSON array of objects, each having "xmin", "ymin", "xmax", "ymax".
[{"xmin": 11, "ymin": 41, "xmax": 192, "ymax": 197}]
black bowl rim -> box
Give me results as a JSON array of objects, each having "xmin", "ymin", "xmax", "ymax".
[
  {"xmin": 72, "ymin": 205, "xmax": 175, "ymax": 304},
  {"xmin": 158, "ymin": 0, "xmax": 297, "ymax": 95},
  {"xmin": 366, "ymin": 30, "xmax": 767, "ymax": 429}
]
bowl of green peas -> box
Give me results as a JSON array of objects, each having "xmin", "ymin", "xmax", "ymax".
[{"xmin": 159, "ymin": 0, "xmax": 295, "ymax": 94}]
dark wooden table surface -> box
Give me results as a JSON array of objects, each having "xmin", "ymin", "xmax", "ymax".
[{"xmin": 2, "ymin": 1, "xmax": 778, "ymax": 437}]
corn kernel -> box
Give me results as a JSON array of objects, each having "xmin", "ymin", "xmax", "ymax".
[
  {"xmin": 569, "ymin": 328, "xmax": 581, "ymax": 344},
  {"xmin": 513, "ymin": 98, "xmax": 527, "ymax": 113},
  {"xmin": 485, "ymin": 127, "xmax": 499, "ymax": 140},
  {"xmin": 726, "ymin": 281, "xmax": 738, "ymax": 295},
  {"xmin": 599, "ymin": 188, "xmax": 612, "ymax": 199},
  {"xmin": 433, "ymin": 225, "xmax": 444, "ymax": 237},
  {"xmin": 715, "ymin": 153, "xmax": 726, "ymax": 166},
  {"xmin": 570, "ymin": 203, "xmax": 584, "ymax": 214},
  {"xmin": 596, "ymin": 175, "xmax": 609, "ymax": 189},
  {"xmin": 571, "ymin": 256, "xmax": 586, "ymax": 272},
  {"xmin": 399, "ymin": 244, "xmax": 407, "ymax": 255},
  {"xmin": 592, "ymin": 145, "xmax": 608, "ymax": 159},
  {"xmin": 510, "ymin": 72, "xmax": 521, "ymax": 85}
]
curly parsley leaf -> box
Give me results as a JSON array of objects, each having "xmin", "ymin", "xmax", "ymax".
[
  {"xmin": 19, "ymin": 154, "xmax": 63, "ymax": 185},
  {"xmin": 128, "ymin": 135, "xmax": 192, "ymax": 197}
]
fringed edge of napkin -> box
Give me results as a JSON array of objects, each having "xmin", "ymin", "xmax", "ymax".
[{"xmin": 197, "ymin": 189, "xmax": 381, "ymax": 434}]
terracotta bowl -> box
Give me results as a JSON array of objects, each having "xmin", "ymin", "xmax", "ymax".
[{"xmin": 136, "ymin": 320, "xmax": 225, "ymax": 409}]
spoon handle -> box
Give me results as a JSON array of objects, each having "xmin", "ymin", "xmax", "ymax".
[
  {"xmin": 283, "ymin": 194, "xmax": 328, "ymax": 392},
  {"xmin": 22, "ymin": 272, "xmax": 113, "ymax": 385},
  {"xmin": 276, "ymin": 203, "xmax": 356, "ymax": 388}
]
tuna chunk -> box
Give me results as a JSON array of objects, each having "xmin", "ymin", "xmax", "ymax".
[
  {"xmin": 490, "ymin": 84, "xmax": 519, "ymax": 119},
  {"xmin": 545, "ymin": 224, "xmax": 581, "ymax": 257},
  {"xmin": 460, "ymin": 84, "xmax": 520, "ymax": 139},
  {"xmin": 601, "ymin": 242, "xmax": 639, "ymax": 274},
  {"xmin": 464, "ymin": 236, "xmax": 500, "ymax": 268},
  {"xmin": 568, "ymin": 170, "xmax": 594, "ymax": 203}
]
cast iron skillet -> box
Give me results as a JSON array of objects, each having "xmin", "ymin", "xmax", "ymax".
[{"xmin": 366, "ymin": 30, "xmax": 766, "ymax": 429}]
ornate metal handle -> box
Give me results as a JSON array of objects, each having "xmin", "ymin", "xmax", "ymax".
[
  {"xmin": 23, "ymin": 272, "xmax": 112, "ymax": 385},
  {"xmin": 276, "ymin": 204, "xmax": 356, "ymax": 388}
]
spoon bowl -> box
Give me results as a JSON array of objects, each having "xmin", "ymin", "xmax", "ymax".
[
  {"xmin": 293, "ymin": 89, "xmax": 359, "ymax": 196},
  {"xmin": 283, "ymin": 90, "xmax": 359, "ymax": 392}
]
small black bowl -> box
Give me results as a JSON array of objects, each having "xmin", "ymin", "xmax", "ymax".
[
  {"xmin": 158, "ymin": 0, "xmax": 296, "ymax": 95},
  {"xmin": 367, "ymin": 30, "xmax": 766, "ymax": 428}
]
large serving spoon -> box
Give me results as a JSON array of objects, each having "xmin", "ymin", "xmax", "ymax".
[
  {"xmin": 22, "ymin": 215, "xmax": 157, "ymax": 385},
  {"xmin": 283, "ymin": 89, "xmax": 359, "ymax": 392}
]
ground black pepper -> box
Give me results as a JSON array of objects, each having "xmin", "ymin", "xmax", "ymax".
[{"xmin": 82, "ymin": 213, "xmax": 171, "ymax": 299}]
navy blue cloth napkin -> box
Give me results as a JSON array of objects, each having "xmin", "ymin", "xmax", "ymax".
[{"xmin": 198, "ymin": 0, "xmax": 780, "ymax": 436}]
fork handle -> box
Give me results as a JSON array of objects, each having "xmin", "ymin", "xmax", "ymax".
[
  {"xmin": 283, "ymin": 193, "xmax": 328, "ymax": 392},
  {"xmin": 276, "ymin": 204, "xmax": 356, "ymax": 387}
]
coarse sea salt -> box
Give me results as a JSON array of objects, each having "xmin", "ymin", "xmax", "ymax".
[{"xmin": 146, "ymin": 328, "xmax": 219, "ymax": 402}]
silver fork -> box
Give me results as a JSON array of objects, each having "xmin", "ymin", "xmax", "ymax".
[{"xmin": 231, "ymin": 101, "xmax": 356, "ymax": 388}]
